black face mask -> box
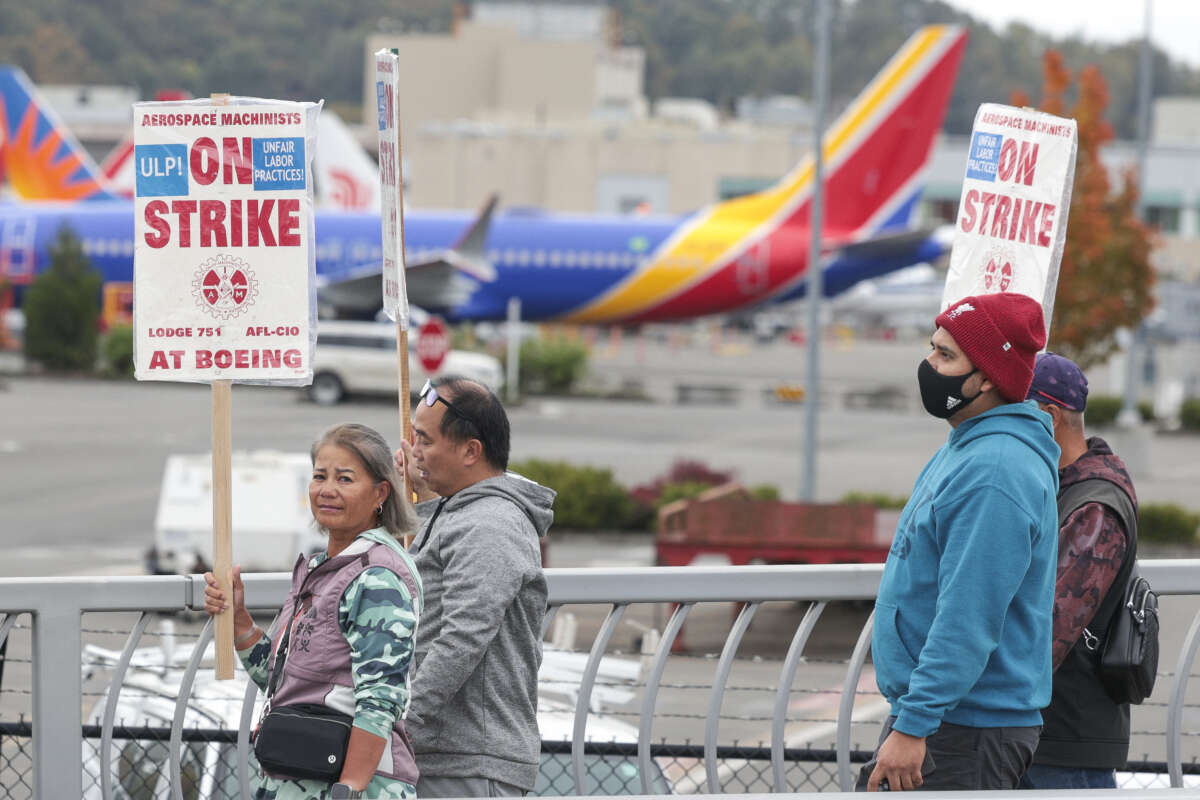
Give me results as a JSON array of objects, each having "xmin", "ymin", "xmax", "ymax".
[{"xmin": 917, "ymin": 359, "xmax": 980, "ymax": 419}]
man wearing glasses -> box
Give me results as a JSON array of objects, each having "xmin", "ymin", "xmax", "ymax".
[{"xmin": 396, "ymin": 376, "xmax": 556, "ymax": 798}]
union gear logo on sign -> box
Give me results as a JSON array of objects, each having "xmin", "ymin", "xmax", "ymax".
[
  {"xmin": 192, "ymin": 256, "xmax": 258, "ymax": 320},
  {"xmin": 983, "ymin": 256, "xmax": 1013, "ymax": 292}
]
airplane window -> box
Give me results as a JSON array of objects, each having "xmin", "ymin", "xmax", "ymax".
[
  {"xmin": 533, "ymin": 250, "xmax": 546, "ymax": 266},
  {"xmin": 504, "ymin": 248, "xmax": 516, "ymax": 264},
  {"xmin": 549, "ymin": 250, "xmax": 561, "ymax": 266},
  {"xmin": 486, "ymin": 250, "xmax": 499, "ymax": 261},
  {"xmin": 577, "ymin": 252, "xmax": 590, "ymax": 267},
  {"xmin": 563, "ymin": 251, "xmax": 577, "ymax": 267},
  {"xmin": 518, "ymin": 249, "xmax": 530, "ymax": 265}
]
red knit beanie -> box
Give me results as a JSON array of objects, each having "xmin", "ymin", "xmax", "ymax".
[{"xmin": 935, "ymin": 293, "xmax": 1046, "ymax": 402}]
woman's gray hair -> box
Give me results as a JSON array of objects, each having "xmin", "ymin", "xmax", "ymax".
[{"xmin": 310, "ymin": 423, "xmax": 417, "ymax": 539}]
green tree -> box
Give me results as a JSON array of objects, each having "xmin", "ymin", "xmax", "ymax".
[
  {"xmin": 1013, "ymin": 52, "xmax": 1156, "ymax": 368},
  {"xmin": 23, "ymin": 226, "xmax": 102, "ymax": 371}
]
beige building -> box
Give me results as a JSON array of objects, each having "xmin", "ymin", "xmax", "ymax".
[{"xmin": 363, "ymin": 4, "xmax": 812, "ymax": 215}]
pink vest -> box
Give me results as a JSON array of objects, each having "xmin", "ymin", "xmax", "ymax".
[{"xmin": 265, "ymin": 544, "xmax": 420, "ymax": 785}]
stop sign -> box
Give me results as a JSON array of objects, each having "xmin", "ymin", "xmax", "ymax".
[{"xmin": 416, "ymin": 317, "xmax": 450, "ymax": 373}]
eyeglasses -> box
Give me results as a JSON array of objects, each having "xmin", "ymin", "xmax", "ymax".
[{"xmin": 419, "ymin": 379, "xmax": 481, "ymax": 432}]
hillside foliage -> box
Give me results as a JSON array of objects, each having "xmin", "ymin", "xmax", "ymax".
[{"xmin": 1, "ymin": 0, "xmax": 1196, "ymax": 137}]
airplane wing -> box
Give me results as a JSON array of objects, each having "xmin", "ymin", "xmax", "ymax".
[
  {"xmin": 318, "ymin": 194, "xmax": 500, "ymax": 315},
  {"xmin": 831, "ymin": 227, "xmax": 947, "ymax": 260},
  {"xmin": 819, "ymin": 226, "xmax": 952, "ymax": 297}
]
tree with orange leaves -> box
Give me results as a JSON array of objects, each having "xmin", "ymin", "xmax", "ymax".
[{"xmin": 1013, "ymin": 52, "xmax": 1156, "ymax": 369}]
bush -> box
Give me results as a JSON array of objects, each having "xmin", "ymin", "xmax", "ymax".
[
  {"xmin": 656, "ymin": 481, "xmax": 713, "ymax": 508},
  {"xmin": 23, "ymin": 227, "xmax": 102, "ymax": 371},
  {"xmin": 1138, "ymin": 503, "xmax": 1200, "ymax": 545},
  {"xmin": 100, "ymin": 324, "xmax": 135, "ymax": 377},
  {"xmin": 841, "ymin": 491, "xmax": 909, "ymax": 510},
  {"xmin": 510, "ymin": 458, "xmax": 635, "ymax": 530},
  {"xmin": 1138, "ymin": 400, "xmax": 1155, "ymax": 423},
  {"xmin": 630, "ymin": 460, "xmax": 733, "ymax": 508},
  {"xmin": 1085, "ymin": 395, "xmax": 1123, "ymax": 427},
  {"xmin": 518, "ymin": 335, "xmax": 589, "ymax": 394},
  {"xmin": 750, "ymin": 484, "xmax": 780, "ymax": 501},
  {"xmin": 1181, "ymin": 398, "xmax": 1200, "ymax": 432}
]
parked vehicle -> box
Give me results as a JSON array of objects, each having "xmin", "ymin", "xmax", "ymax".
[
  {"xmin": 309, "ymin": 318, "xmax": 503, "ymax": 406},
  {"xmin": 146, "ymin": 451, "xmax": 322, "ymax": 575},
  {"xmin": 81, "ymin": 624, "xmax": 668, "ymax": 798}
]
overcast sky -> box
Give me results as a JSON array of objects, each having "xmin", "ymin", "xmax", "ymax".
[{"xmin": 941, "ymin": 0, "xmax": 1200, "ymax": 69}]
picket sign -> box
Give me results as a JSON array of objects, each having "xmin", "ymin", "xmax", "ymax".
[
  {"xmin": 942, "ymin": 103, "xmax": 1078, "ymax": 338},
  {"xmin": 376, "ymin": 48, "xmax": 416, "ymax": 518},
  {"xmin": 132, "ymin": 92, "xmax": 321, "ymax": 677}
]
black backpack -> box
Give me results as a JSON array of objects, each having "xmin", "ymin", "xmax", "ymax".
[{"xmin": 1061, "ymin": 479, "xmax": 1159, "ymax": 705}]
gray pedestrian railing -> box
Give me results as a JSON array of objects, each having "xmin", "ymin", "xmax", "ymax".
[{"xmin": 1, "ymin": 560, "xmax": 1199, "ymax": 798}]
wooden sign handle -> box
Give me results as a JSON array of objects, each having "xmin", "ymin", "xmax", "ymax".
[
  {"xmin": 212, "ymin": 378, "xmax": 235, "ymax": 679},
  {"xmin": 398, "ymin": 326, "xmax": 414, "ymax": 548},
  {"xmin": 208, "ymin": 92, "xmax": 235, "ymax": 681}
]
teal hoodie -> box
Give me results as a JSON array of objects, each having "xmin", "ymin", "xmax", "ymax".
[{"xmin": 873, "ymin": 401, "xmax": 1060, "ymax": 737}]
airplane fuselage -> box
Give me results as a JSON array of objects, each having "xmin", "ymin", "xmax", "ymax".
[
  {"xmin": 0, "ymin": 201, "xmax": 690, "ymax": 321},
  {"xmin": 0, "ymin": 199, "xmax": 947, "ymax": 323}
]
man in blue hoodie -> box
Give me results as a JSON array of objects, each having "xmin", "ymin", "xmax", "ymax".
[{"xmin": 859, "ymin": 292, "xmax": 1060, "ymax": 792}]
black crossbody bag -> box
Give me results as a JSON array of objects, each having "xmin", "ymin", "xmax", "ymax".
[
  {"xmin": 252, "ymin": 593, "xmax": 354, "ymax": 781},
  {"xmin": 1085, "ymin": 573, "xmax": 1159, "ymax": 705}
]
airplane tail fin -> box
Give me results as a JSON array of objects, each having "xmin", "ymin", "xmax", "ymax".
[
  {"xmin": 561, "ymin": 25, "xmax": 968, "ymax": 323},
  {"xmin": 315, "ymin": 110, "xmax": 382, "ymax": 212},
  {"xmin": 748, "ymin": 24, "xmax": 967, "ymax": 239},
  {"xmin": 0, "ymin": 65, "xmax": 122, "ymax": 202}
]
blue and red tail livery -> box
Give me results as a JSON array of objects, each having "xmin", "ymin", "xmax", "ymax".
[
  {"xmin": 0, "ymin": 66, "xmax": 120, "ymax": 202},
  {"xmin": 0, "ymin": 27, "xmax": 967, "ymax": 322}
]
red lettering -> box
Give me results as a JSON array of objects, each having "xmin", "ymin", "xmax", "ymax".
[
  {"xmin": 1020, "ymin": 200, "xmax": 1042, "ymax": 244},
  {"xmin": 199, "ymin": 200, "xmax": 227, "ymax": 247},
  {"xmin": 1015, "ymin": 141, "xmax": 1039, "ymax": 186},
  {"xmin": 169, "ymin": 350, "xmax": 184, "ymax": 368},
  {"xmin": 190, "ymin": 137, "xmax": 219, "ymax": 185},
  {"xmin": 214, "ymin": 350, "xmax": 233, "ymax": 369},
  {"xmin": 144, "ymin": 201, "xmax": 170, "ymax": 248},
  {"xmin": 959, "ymin": 189, "xmax": 979, "ymax": 233},
  {"xmin": 235, "ymin": 350, "xmax": 250, "ymax": 368},
  {"xmin": 1008, "ymin": 199, "xmax": 1021, "ymax": 241},
  {"xmin": 991, "ymin": 195, "xmax": 1012, "ymax": 238},
  {"xmin": 996, "ymin": 139, "xmax": 1018, "ymax": 182},
  {"xmin": 284, "ymin": 349, "xmax": 302, "ymax": 368},
  {"xmin": 278, "ymin": 198, "xmax": 300, "ymax": 246},
  {"xmin": 195, "ymin": 350, "xmax": 213, "ymax": 369},
  {"xmin": 263, "ymin": 350, "xmax": 281, "ymax": 368},
  {"xmin": 978, "ymin": 192, "xmax": 998, "ymax": 233},
  {"xmin": 1038, "ymin": 203, "xmax": 1056, "ymax": 247},
  {"xmin": 148, "ymin": 350, "xmax": 168, "ymax": 369},
  {"xmin": 248, "ymin": 200, "xmax": 276, "ymax": 246},
  {"xmin": 171, "ymin": 200, "xmax": 197, "ymax": 247},
  {"xmin": 222, "ymin": 137, "xmax": 253, "ymax": 184},
  {"xmin": 230, "ymin": 199, "xmax": 243, "ymax": 247}
]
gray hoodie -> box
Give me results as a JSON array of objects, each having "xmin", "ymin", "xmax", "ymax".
[{"xmin": 407, "ymin": 472, "xmax": 555, "ymax": 790}]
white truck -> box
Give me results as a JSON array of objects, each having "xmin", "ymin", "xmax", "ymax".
[{"xmin": 146, "ymin": 451, "xmax": 322, "ymax": 575}]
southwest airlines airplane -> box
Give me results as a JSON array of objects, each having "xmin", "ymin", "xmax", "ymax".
[{"xmin": 0, "ymin": 26, "xmax": 966, "ymax": 323}]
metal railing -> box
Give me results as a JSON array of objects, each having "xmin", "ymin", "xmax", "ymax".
[{"xmin": 1, "ymin": 560, "xmax": 1199, "ymax": 797}]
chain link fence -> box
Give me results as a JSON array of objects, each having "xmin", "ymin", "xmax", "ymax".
[{"xmin": 1, "ymin": 721, "xmax": 1197, "ymax": 799}]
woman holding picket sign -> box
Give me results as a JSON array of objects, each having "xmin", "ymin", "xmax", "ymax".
[{"xmin": 204, "ymin": 423, "xmax": 422, "ymax": 799}]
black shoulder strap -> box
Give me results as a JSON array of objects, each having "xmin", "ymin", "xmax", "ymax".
[
  {"xmin": 1061, "ymin": 478, "xmax": 1139, "ymax": 648},
  {"xmin": 411, "ymin": 495, "xmax": 451, "ymax": 553}
]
